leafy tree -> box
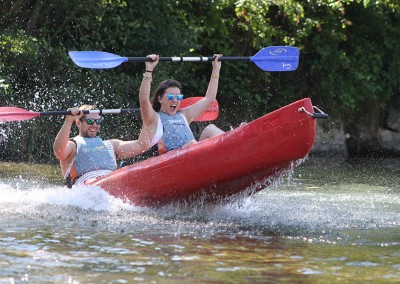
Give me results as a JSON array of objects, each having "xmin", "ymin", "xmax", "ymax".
[
  {"xmin": 1, "ymin": 0, "xmax": 400, "ymax": 161},
  {"xmin": 235, "ymin": 0, "xmax": 400, "ymax": 156}
]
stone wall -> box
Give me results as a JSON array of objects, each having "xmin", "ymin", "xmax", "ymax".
[
  {"xmin": 311, "ymin": 107, "xmax": 400, "ymax": 158},
  {"xmin": 311, "ymin": 117, "xmax": 348, "ymax": 158}
]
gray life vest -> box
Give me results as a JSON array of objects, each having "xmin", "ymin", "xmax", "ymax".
[
  {"xmin": 73, "ymin": 136, "xmax": 117, "ymax": 176},
  {"xmin": 158, "ymin": 112, "xmax": 195, "ymax": 151}
]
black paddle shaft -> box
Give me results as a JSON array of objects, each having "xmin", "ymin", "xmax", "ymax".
[
  {"xmin": 38, "ymin": 108, "xmax": 139, "ymax": 116},
  {"xmin": 128, "ymin": 56, "xmax": 251, "ymax": 62}
]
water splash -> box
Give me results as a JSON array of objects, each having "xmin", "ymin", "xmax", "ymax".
[
  {"xmin": 1, "ymin": 160, "xmax": 400, "ymax": 245},
  {"xmin": 0, "ymin": 181, "xmax": 140, "ymax": 213}
]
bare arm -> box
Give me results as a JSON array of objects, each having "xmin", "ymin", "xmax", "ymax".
[
  {"xmin": 110, "ymin": 139, "xmax": 147, "ymax": 160},
  {"xmin": 113, "ymin": 55, "xmax": 162, "ymax": 159},
  {"xmin": 182, "ymin": 54, "xmax": 222, "ymax": 123},
  {"xmin": 53, "ymin": 107, "xmax": 82, "ymax": 161},
  {"xmin": 138, "ymin": 54, "xmax": 160, "ymax": 148}
]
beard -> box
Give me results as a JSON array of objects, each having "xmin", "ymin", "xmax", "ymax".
[{"xmin": 80, "ymin": 128, "xmax": 98, "ymax": 138}]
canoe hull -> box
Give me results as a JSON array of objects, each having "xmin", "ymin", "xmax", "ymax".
[{"xmin": 90, "ymin": 98, "xmax": 317, "ymax": 206}]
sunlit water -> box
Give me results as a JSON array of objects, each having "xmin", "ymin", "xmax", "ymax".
[{"xmin": 1, "ymin": 157, "xmax": 400, "ymax": 283}]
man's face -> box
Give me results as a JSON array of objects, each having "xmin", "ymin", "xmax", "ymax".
[{"xmin": 77, "ymin": 114, "xmax": 102, "ymax": 138}]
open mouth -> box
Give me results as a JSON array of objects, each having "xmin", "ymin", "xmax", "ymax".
[{"xmin": 88, "ymin": 127, "xmax": 98, "ymax": 136}]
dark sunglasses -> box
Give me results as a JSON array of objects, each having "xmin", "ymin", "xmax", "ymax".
[
  {"xmin": 166, "ymin": 93, "xmax": 184, "ymax": 101},
  {"xmin": 81, "ymin": 118, "xmax": 103, "ymax": 125}
]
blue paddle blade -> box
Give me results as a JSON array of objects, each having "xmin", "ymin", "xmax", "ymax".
[
  {"xmin": 250, "ymin": 46, "xmax": 299, "ymax": 71},
  {"xmin": 68, "ymin": 51, "xmax": 129, "ymax": 69}
]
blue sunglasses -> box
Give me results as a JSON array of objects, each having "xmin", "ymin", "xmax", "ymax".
[{"xmin": 166, "ymin": 93, "xmax": 184, "ymax": 101}]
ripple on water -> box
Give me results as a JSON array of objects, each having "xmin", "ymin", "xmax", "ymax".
[{"xmin": 1, "ymin": 157, "xmax": 400, "ymax": 247}]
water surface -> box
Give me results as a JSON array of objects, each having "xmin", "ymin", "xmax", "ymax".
[{"xmin": 1, "ymin": 157, "xmax": 400, "ymax": 283}]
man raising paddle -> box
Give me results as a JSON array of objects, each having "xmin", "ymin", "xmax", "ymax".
[
  {"xmin": 53, "ymin": 105, "xmax": 158, "ymax": 187},
  {"xmin": 53, "ymin": 93, "xmax": 157, "ymax": 188}
]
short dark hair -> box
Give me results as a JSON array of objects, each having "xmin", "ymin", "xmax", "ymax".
[{"xmin": 79, "ymin": 104, "xmax": 96, "ymax": 120}]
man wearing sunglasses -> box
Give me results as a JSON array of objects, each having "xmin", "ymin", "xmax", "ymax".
[
  {"xmin": 53, "ymin": 103, "xmax": 156, "ymax": 188},
  {"xmin": 139, "ymin": 53, "xmax": 224, "ymax": 154}
]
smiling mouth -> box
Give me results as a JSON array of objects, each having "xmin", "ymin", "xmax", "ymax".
[{"xmin": 88, "ymin": 127, "xmax": 98, "ymax": 134}]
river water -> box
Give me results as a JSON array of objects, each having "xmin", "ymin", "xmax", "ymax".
[{"xmin": 1, "ymin": 156, "xmax": 400, "ymax": 283}]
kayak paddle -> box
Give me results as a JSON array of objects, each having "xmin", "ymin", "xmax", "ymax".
[
  {"xmin": 0, "ymin": 97, "xmax": 219, "ymax": 122},
  {"xmin": 68, "ymin": 46, "xmax": 299, "ymax": 71},
  {"xmin": 0, "ymin": 107, "xmax": 138, "ymax": 122}
]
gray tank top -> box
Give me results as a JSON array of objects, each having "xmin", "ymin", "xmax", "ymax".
[
  {"xmin": 158, "ymin": 112, "xmax": 195, "ymax": 151},
  {"xmin": 73, "ymin": 136, "xmax": 117, "ymax": 175}
]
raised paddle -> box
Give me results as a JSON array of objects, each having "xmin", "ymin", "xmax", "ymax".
[
  {"xmin": 0, "ymin": 97, "xmax": 219, "ymax": 122},
  {"xmin": 68, "ymin": 46, "xmax": 299, "ymax": 71}
]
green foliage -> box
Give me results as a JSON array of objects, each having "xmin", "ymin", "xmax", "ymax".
[
  {"xmin": 1, "ymin": 0, "xmax": 400, "ymax": 161},
  {"xmin": 297, "ymin": 0, "xmax": 400, "ymax": 114},
  {"xmin": 234, "ymin": 0, "xmax": 400, "ymax": 113}
]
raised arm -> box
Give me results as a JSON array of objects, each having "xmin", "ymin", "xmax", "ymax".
[
  {"xmin": 112, "ymin": 55, "xmax": 161, "ymax": 159},
  {"xmin": 53, "ymin": 107, "xmax": 82, "ymax": 161},
  {"xmin": 138, "ymin": 54, "xmax": 160, "ymax": 147},
  {"xmin": 139, "ymin": 54, "xmax": 159, "ymax": 127},
  {"xmin": 182, "ymin": 54, "xmax": 222, "ymax": 123}
]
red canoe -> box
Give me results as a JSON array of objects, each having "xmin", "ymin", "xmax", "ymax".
[{"xmin": 88, "ymin": 98, "xmax": 325, "ymax": 206}]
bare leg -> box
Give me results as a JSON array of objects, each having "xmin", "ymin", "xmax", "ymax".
[
  {"xmin": 199, "ymin": 124, "xmax": 224, "ymax": 141},
  {"xmin": 182, "ymin": 139, "xmax": 197, "ymax": 148}
]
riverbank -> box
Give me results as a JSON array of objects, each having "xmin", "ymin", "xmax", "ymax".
[{"xmin": 311, "ymin": 118, "xmax": 400, "ymax": 158}]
